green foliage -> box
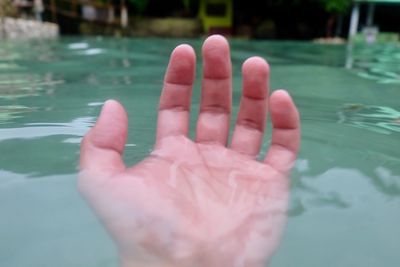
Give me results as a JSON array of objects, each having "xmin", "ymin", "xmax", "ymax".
[
  {"xmin": 319, "ymin": 0, "xmax": 352, "ymax": 13},
  {"xmin": 127, "ymin": 0, "xmax": 198, "ymax": 14},
  {"xmin": 182, "ymin": 0, "xmax": 190, "ymax": 9},
  {"xmin": 128, "ymin": 0, "xmax": 149, "ymax": 13},
  {"xmin": 265, "ymin": 0, "xmax": 351, "ymax": 12}
]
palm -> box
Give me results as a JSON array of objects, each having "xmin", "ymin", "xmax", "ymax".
[{"xmin": 80, "ymin": 36, "xmax": 300, "ymax": 267}]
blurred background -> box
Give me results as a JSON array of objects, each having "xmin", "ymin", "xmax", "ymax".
[
  {"xmin": 1, "ymin": 0, "xmax": 399, "ymax": 41},
  {"xmin": 1, "ymin": 1, "xmax": 399, "ymax": 267}
]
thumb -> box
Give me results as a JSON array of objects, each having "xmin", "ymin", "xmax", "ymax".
[{"xmin": 80, "ymin": 100, "xmax": 128, "ymax": 177}]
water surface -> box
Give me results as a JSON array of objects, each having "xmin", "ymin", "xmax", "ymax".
[{"xmin": 0, "ymin": 37, "xmax": 399, "ymax": 267}]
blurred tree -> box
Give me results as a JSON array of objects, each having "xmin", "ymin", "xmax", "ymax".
[
  {"xmin": 128, "ymin": 0, "xmax": 149, "ymax": 14},
  {"xmin": 182, "ymin": 0, "xmax": 190, "ymax": 9},
  {"xmin": 320, "ymin": 0, "xmax": 351, "ymax": 13},
  {"xmin": 318, "ymin": 0, "xmax": 352, "ymax": 37},
  {"xmin": 126, "ymin": 0, "xmax": 200, "ymax": 16}
]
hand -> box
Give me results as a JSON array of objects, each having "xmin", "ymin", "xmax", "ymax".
[{"xmin": 79, "ymin": 35, "xmax": 300, "ymax": 267}]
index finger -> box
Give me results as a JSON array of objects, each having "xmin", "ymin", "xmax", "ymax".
[
  {"xmin": 264, "ymin": 90, "xmax": 300, "ymax": 173},
  {"xmin": 156, "ymin": 44, "xmax": 196, "ymax": 144}
]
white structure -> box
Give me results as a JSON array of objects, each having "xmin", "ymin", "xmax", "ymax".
[{"xmin": 348, "ymin": 0, "xmax": 400, "ymax": 39}]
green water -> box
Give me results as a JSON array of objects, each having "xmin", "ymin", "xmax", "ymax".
[{"xmin": 0, "ymin": 37, "xmax": 399, "ymax": 267}]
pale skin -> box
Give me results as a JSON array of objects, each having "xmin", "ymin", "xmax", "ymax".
[{"xmin": 79, "ymin": 35, "xmax": 300, "ymax": 267}]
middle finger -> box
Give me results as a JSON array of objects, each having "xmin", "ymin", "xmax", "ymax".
[{"xmin": 196, "ymin": 35, "xmax": 232, "ymax": 146}]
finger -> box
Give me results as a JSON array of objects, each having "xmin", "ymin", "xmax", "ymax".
[
  {"xmin": 264, "ymin": 90, "xmax": 300, "ymax": 173},
  {"xmin": 231, "ymin": 57, "xmax": 269, "ymax": 157},
  {"xmin": 156, "ymin": 44, "xmax": 196, "ymax": 144},
  {"xmin": 196, "ymin": 35, "xmax": 232, "ymax": 145},
  {"xmin": 80, "ymin": 100, "xmax": 127, "ymax": 176}
]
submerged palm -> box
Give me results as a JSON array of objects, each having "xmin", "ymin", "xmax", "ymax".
[{"xmin": 79, "ymin": 35, "xmax": 300, "ymax": 267}]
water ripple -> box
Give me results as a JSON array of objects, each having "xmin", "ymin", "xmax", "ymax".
[
  {"xmin": 0, "ymin": 117, "xmax": 94, "ymax": 142},
  {"xmin": 338, "ymin": 103, "xmax": 400, "ymax": 134}
]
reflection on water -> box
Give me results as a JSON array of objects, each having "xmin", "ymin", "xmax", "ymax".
[
  {"xmin": 0, "ymin": 105, "xmax": 36, "ymax": 124},
  {"xmin": 0, "ymin": 73, "xmax": 64, "ymax": 99},
  {"xmin": 338, "ymin": 103, "xmax": 400, "ymax": 134},
  {"xmin": 0, "ymin": 37, "xmax": 399, "ymax": 267},
  {"xmin": 0, "ymin": 42, "xmax": 64, "ymax": 100},
  {"xmin": 290, "ymin": 162, "xmax": 400, "ymax": 217},
  {"xmin": 68, "ymin": 42, "xmax": 90, "ymax": 50},
  {"xmin": 346, "ymin": 43, "xmax": 400, "ymax": 84},
  {"xmin": 0, "ymin": 117, "xmax": 93, "ymax": 142}
]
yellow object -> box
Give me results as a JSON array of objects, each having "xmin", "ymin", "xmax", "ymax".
[{"xmin": 198, "ymin": 0, "xmax": 233, "ymax": 34}]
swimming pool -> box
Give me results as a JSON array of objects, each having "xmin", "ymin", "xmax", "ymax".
[{"xmin": 0, "ymin": 37, "xmax": 399, "ymax": 267}]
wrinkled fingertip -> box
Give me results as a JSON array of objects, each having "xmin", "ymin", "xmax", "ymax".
[
  {"xmin": 171, "ymin": 44, "xmax": 196, "ymax": 63},
  {"xmin": 270, "ymin": 90, "xmax": 295, "ymax": 111},
  {"xmin": 202, "ymin": 34, "xmax": 230, "ymax": 54},
  {"xmin": 166, "ymin": 44, "xmax": 196, "ymax": 85},
  {"xmin": 203, "ymin": 34, "xmax": 229, "ymax": 45},
  {"xmin": 101, "ymin": 99, "xmax": 125, "ymax": 114},
  {"xmin": 86, "ymin": 99, "xmax": 128, "ymax": 154},
  {"xmin": 270, "ymin": 89, "xmax": 300, "ymax": 129},
  {"xmin": 79, "ymin": 99, "xmax": 128, "ymax": 176},
  {"xmin": 271, "ymin": 89, "xmax": 290, "ymax": 100},
  {"xmin": 173, "ymin": 43, "xmax": 195, "ymax": 54},
  {"xmin": 242, "ymin": 56, "xmax": 270, "ymax": 74}
]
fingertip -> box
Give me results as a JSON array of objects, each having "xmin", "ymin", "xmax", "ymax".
[
  {"xmin": 242, "ymin": 56, "xmax": 270, "ymax": 74},
  {"xmin": 242, "ymin": 57, "xmax": 270, "ymax": 99},
  {"xmin": 98, "ymin": 99, "xmax": 128, "ymax": 126},
  {"xmin": 202, "ymin": 35, "xmax": 231, "ymax": 79},
  {"xmin": 166, "ymin": 44, "xmax": 196, "ymax": 85},
  {"xmin": 172, "ymin": 44, "xmax": 196, "ymax": 58},
  {"xmin": 270, "ymin": 90, "xmax": 292, "ymax": 109},
  {"xmin": 101, "ymin": 99, "xmax": 126, "ymax": 114},
  {"xmin": 202, "ymin": 34, "xmax": 230, "ymax": 58},
  {"xmin": 270, "ymin": 90, "xmax": 299, "ymax": 129},
  {"xmin": 271, "ymin": 89, "xmax": 290, "ymax": 98},
  {"xmin": 80, "ymin": 99, "xmax": 128, "ymax": 175},
  {"xmin": 91, "ymin": 99, "xmax": 128, "ymax": 154},
  {"xmin": 203, "ymin": 34, "xmax": 229, "ymax": 49}
]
